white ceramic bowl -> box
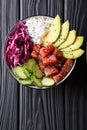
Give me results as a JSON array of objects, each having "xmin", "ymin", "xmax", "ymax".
[{"xmin": 4, "ymin": 16, "xmax": 76, "ymax": 89}]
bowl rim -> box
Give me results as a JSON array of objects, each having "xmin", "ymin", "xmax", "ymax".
[{"xmin": 4, "ymin": 15, "xmax": 76, "ymax": 89}]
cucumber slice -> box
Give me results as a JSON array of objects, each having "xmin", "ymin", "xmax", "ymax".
[
  {"xmin": 13, "ymin": 66, "xmax": 28, "ymax": 79},
  {"xmin": 23, "ymin": 67, "xmax": 31, "ymax": 78},
  {"xmin": 18, "ymin": 79, "xmax": 32, "ymax": 85},
  {"xmin": 27, "ymin": 58, "xmax": 37, "ymax": 73},
  {"xmin": 31, "ymin": 75, "xmax": 42, "ymax": 87},
  {"xmin": 33, "ymin": 64, "xmax": 44, "ymax": 78},
  {"xmin": 41, "ymin": 77, "xmax": 55, "ymax": 87},
  {"xmin": 23, "ymin": 64, "xmax": 28, "ymax": 69}
]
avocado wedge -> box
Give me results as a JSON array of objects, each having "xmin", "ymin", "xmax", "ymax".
[
  {"xmin": 42, "ymin": 15, "xmax": 61, "ymax": 47},
  {"xmin": 58, "ymin": 30, "xmax": 76, "ymax": 49},
  {"xmin": 62, "ymin": 49, "xmax": 84, "ymax": 59},
  {"xmin": 61, "ymin": 36, "xmax": 84, "ymax": 51},
  {"xmin": 54, "ymin": 20, "xmax": 70, "ymax": 47}
]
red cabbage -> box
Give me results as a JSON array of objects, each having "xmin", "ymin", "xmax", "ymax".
[{"xmin": 5, "ymin": 21, "xmax": 34, "ymax": 70}]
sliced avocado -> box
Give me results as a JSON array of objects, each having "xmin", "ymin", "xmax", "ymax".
[
  {"xmin": 61, "ymin": 36, "xmax": 84, "ymax": 51},
  {"xmin": 62, "ymin": 49, "xmax": 84, "ymax": 59},
  {"xmin": 58, "ymin": 30, "xmax": 76, "ymax": 49},
  {"xmin": 42, "ymin": 15, "xmax": 61, "ymax": 46},
  {"xmin": 54, "ymin": 20, "xmax": 70, "ymax": 47}
]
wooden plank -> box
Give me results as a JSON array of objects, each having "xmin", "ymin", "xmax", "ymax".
[
  {"xmin": 19, "ymin": 0, "xmax": 65, "ymax": 130},
  {"xmin": 0, "ymin": 0, "xmax": 19, "ymax": 130},
  {"xmin": 20, "ymin": 0, "xmax": 64, "ymax": 20},
  {"xmin": 64, "ymin": 0, "xmax": 87, "ymax": 130}
]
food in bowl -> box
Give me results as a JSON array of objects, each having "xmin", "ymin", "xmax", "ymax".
[
  {"xmin": 5, "ymin": 21, "xmax": 34, "ymax": 70},
  {"xmin": 4, "ymin": 15, "xmax": 84, "ymax": 88}
]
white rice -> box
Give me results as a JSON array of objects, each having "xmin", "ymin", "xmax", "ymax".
[{"xmin": 25, "ymin": 16, "xmax": 53, "ymax": 44}]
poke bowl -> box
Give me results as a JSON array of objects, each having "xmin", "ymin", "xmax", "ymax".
[{"xmin": 4, "ymin": 15, "xmax": 84, "ymax": 89}]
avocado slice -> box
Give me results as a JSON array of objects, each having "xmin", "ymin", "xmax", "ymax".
[
  {"xmin": 62, "ymin": 49, "xmax": 84, "ymax": 59},
  {"xmin": 42, "ymin": 15, "xmax": 61, "ymax": 46},
  {"xmin": 58, "ymin": 30, "xmax": 76, "ymax": 49},
  {"xmin": 61, "ymin": 36, "xmax": 84, "ymax": 51},
  {"xmin": 54, "ymin": 20, "xmax": 70, "ymax": 47}
]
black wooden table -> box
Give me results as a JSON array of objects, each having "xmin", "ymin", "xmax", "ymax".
[{"xmin": 0, "ymin": 0, "xmax": 87, "ymax": 130}]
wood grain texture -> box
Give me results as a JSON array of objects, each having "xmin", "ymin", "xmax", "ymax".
[
  {"xmin": 64, "ymin": 0, "xmax": 87, "ymax": 130},
  {"xmin": 0, "ymin": 0, "xmax": 19, "ymax": 130},
  {"xmin": 19, "ymin": 0, "xmax": 64, "ymax": 19},
  {"xmin": 19, "ymin": 86, "xmax": 65, "ymax": 130},
  {"xmin": 0, "ymin": 0, "xmax": 87, "ymax": 130},
  {"xmin": 19, "ymin": 0, "xmax": 65, "ymax": 130}
]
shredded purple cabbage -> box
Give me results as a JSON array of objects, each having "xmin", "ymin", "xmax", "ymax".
[{"xmin": 5, "ymin": 21, "xmax": 34, "ymax": 70}]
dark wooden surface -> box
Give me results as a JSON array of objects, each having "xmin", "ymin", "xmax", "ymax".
[{"xmin": 0, "ymin": 0, "xmax": 87, "ymax": 130}]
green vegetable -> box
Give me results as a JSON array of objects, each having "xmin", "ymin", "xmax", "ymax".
[
  {"xmin": 31, "ymin": 75, "xmax": 43, "ymax": 87},
  {"xmin": 27, "ymin": 58, "xmax": 37, "ymax": 73},
  {"xmin": 33, "ymin": 64, "xmax": 44, "ymax": 78},
  {"xmin": 18, "ymin": 79, "xmax": 32, "ymax": 85},
  {"xmin": 13, "ymin": 66, "xmax": 28, "ymax": 79},
  {"xmin": 41, "ymin": 77, "xmax": 55, "ymax": 87}
]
